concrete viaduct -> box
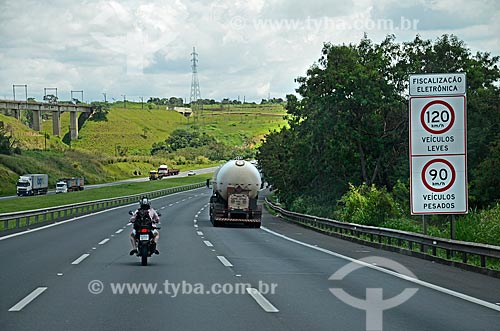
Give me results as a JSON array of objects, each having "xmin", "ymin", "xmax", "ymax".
[{"xmin": 0, "ymin": 100, "xmax": 93, "ymax": 140}]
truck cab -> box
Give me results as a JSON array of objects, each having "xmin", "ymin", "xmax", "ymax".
[
  {"xmin": 56, "ymin": 181, "xmax": 68, "ymax": 193},
  {"xmin": 149, "ymin": 170, "xmax": 159, "ymax": 180}
]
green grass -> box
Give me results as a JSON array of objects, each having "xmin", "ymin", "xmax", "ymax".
[
  {"xmin": 0, "ymin": 173, "xmax": 212, "ymax": 213},
  {"xmin": 0, "ymin": 101, "xmax": 285, "ymax": 197}
]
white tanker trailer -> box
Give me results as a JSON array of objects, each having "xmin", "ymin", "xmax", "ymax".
[{"xmin": 209, "ymin": 160, "xmax": 262, "ymax": 227}]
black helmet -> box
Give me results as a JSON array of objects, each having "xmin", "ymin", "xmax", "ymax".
[{"xmin": 139, "ymin": 196, "xmax": 150, "ymax": 209}]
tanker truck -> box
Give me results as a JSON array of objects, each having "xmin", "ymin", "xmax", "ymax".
[{"xmin": 209, "ymin": 160, "xmax": 262, "ymax": 228}]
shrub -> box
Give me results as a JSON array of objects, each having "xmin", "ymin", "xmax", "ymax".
[{"xmin": 336, "ymin": 183, "xmax": 401, "ymax": 226}]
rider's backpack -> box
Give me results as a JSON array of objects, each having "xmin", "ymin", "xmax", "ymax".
[{"xmin": 134, "ymin": 209, "xmax": 152, "ymax": 229}]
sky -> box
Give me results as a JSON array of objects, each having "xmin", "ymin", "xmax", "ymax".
[{"xmin": 0, "ymin": 0, "xmax": 498, "ymax": 103}]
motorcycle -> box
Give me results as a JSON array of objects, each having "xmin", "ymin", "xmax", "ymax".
[{"xmin": 129, "ymin": 210, "xmax": 161, "ymax": 266}]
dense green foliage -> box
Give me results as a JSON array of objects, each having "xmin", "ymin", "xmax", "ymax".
[
  {"xmin": 258, "ymin": 34, "xmax": 500, "ymax": 210},
  {"xmin": 151, "ymin": 129, "xmax": 217, "ymax": 154},
  {"xmin": 0, "ymin": 121, "xmax": 21, "ymax": 155},
  {"xmin": 258, "ymin": 34, "xmax": 500, "ymax": 246}
]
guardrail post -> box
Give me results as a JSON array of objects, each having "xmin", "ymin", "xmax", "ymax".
[{"xmin": 480, "ymin": 255, "xmax": 486, "ymax": 268}]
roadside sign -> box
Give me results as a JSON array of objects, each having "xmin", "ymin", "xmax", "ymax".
[
  {"xmin": 409, "ymin": 73, "xmax": 466, "ymax": 96},
  {"xmin": 410, "ymin": 96, "xmax": 466, "ymax": 156},
  {"xmin": 411, "ymin": 155, "xmax": 467, "ymax": 214},
  {"xmin": 409, "ymin": 73, "xmax": 467, "ymax": 215}
]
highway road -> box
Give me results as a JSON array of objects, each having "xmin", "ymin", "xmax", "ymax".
[
  {"xmin": 0, "ymin": 167, "xmax": 218, "ymax": 200},
  {"xmin": 1, "ymin": 187, "xmax": 500, "ymax": 330}
]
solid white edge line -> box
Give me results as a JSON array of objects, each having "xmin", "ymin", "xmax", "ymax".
[
  {"xmin": 203, "ymin": 240, "xmax": 213, "ymax": 247},
  {"xmin": 98, "ymin": 238, "xmax": 109, "ymax": 245},
  {"xmin": 246, "ymin": 288, "xmax": 279, "ymax": 313},
  {"xmin": 0, "ymin": 187, "xmax": 205, "ymax": 241},
  {"xmin": 217, "ymin": 255, "xmax": 233, "ymax": 267},
  {"xmin": 8, "ymin": 287, "xmax": 48, "ymax": 312},
  {"xmin": 71, "ymin": 253, "xmax": 90, "ymax": 265},
  {"xmin": 115, "ymin": 229, "xmax": 124, "ymax": 234},
  {"xmin": 260, "ymin": 226, "xmax": 500, "ymax": 313}
]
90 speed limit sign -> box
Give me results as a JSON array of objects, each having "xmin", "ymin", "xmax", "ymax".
[{"xmin": 411, "ymin": 155, "xmax": 467, "ymax": 214}]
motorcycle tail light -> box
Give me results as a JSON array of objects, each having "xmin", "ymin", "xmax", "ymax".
[{"xmin": 140, "ymin": 228, "xmax": 149, "ymax": 233}]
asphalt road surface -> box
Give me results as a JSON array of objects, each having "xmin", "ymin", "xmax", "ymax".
[{"xmin": 1, "ymin": 187, "xmax": 500, "ymax": 330}]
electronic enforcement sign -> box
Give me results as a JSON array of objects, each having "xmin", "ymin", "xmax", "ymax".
[{"xmin": 409, "ymin": 73, "xmax": 468, "ymax": 215}]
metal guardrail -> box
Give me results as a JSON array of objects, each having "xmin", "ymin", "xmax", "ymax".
[
  {"xmin": 0, "ymin": 183, "xmax": 205, "ymax": 232},
  {"xmin": 265, "ymin": 198, "xmax": 500, "ymax": 277}
]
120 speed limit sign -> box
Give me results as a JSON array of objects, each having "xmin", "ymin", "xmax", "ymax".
[{"xmin": 410, "ymin": 96, "xmax": 466, "ymax": 156}]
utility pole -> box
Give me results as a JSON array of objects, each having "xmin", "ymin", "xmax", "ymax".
[
  {"xmin": 102, "ymin": 92, "xmax": 107, "ymax": 102},
  {"xmin": 121, "ymin": 94, "xmax": 126, "ymax": 108}
]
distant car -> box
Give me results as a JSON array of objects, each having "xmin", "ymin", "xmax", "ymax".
[{"xmin": 187, "ymin": 170, "xmax": 196, "ymax": 176}]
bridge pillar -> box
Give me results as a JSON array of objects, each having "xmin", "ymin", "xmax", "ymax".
[
  {"xmin": 52, "ymin": 111, "xmax": 61, "ymax": 136},
  {"xmin": 70, "ymin": 111, "xmax": 78, "ymax": 140},
  {"xmin": 13, "ymin": 109, "xmax": 21, "ymax": 120},
  {"xmin": 32, "ymin": 110, "xmax": 42, "ymax": 132}
]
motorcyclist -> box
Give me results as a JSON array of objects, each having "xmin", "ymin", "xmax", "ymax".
[{"xmin": 129, "ymin": 196, "xmax": 160, "ymax": 255}]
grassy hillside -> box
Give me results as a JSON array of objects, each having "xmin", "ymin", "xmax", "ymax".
[{"xmin": 0, "ymin": 103, "xmax": 287, "ymax": 196}]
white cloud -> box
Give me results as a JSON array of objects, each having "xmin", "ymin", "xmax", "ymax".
[{"xmin": 0, "ymin": 0, "xmax": 498, "ymax": 102}]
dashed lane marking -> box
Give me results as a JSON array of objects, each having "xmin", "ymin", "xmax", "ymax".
[{"xmin": 9, "ymin": 287, "xmax": 48, "ymax": 312}]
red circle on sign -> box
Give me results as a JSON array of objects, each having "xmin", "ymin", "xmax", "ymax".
[
  {"xmin": 421, "ymin": 158, "xmax": 456, "ymax": 192},
  {"xmin": 420, "ymin": 100, "xmax": 455, "ymax": 134}
]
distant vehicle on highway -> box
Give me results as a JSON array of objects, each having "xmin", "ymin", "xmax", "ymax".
[
  {"xmin": 149, "ymin": 170, "xmax": 159, "ymax": 180},
  {"xmin": 158, "ymin": 164, "xmax": 180, "ymax": 178},
  {"xmin": 56, "ymin": 177, "xmax": 85, "ymax": 193},
  {"xmin": 17, "ymin": 174, "xmax": 49, "ymax": 196},
  {"xmin": 187, "ymin": 170, "xmax": 196, "ymax": 176}
]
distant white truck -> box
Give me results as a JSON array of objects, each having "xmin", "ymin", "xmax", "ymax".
[
  {"xmin": 56, "ymin": 177, "xmax": 85, "ymax": 193},
  {"xmin": 16, "ymin": 174, "xmax": 49, "ymax": 196}
]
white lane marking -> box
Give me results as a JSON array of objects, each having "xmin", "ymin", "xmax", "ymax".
[
  {"xmin": 161, "ymin": 207, "xmax": 165, "ymax": 209},
  {"xmin": 194, "ymin": 224, "xmax": 198, "ymax": 228},
  {"xmin": 98, "ymin": 238, "xmax": 109, "ymax": 245},
  {"xmin": 246, "ymin": 288, "xmax": 279, "ymax": 313},
  {"xmin": 203, "ymin": 240, "xmax": 214, "ymax": 247},
  {"xmin": 115, "ymin": 229, "xmax": 124, "ymax": 234},
  {"xmin": 197, "ymin": 231, "xmax": 204, "ymax": 236},
  {"xmin": 176, "ymin": 201, "xmax": 179, "ymax": 204},
  {"xmin": 261, "ymin": 226, "xmax": 500, "ymax": 313},
  {"xmin": 9, "ymin": 287, "xmax": 48, "ymax": 312},
  {"xmin": 71, "ymin": 253, "xmax": 90, "ymax": 265},
  {"xmin": 217, "ymin": 255, "xmax": 233, "ymax": 267},
  {"xmin": 169, "ymin": 204, "xmax": 173, "ymax": 207}
]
